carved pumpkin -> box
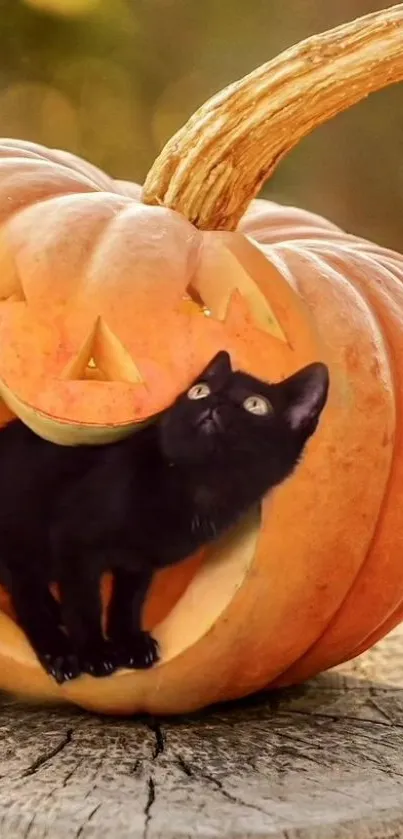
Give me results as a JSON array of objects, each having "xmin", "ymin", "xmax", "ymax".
[{"xmin": 0, "ymin": 6, "xmax": 402, "ymax": 714}]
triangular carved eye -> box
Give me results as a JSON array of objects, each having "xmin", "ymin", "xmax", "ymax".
[
  {"xmin": 183, "ymin": 284, "xmax": 211, "ymax": 317},
  {"xmin": 186, "ymin": 248, "xmax": 287, "ymax": 342},
  {"xmin": 82, "ymin": 356, "xmax": 105, "ymax": 381},
  {"xmin": 61, "ymin": 317, "xmax": 144, "ymax": 383}
]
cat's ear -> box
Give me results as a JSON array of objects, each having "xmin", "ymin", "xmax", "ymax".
[
  {"xmin": 198, "ymin": 351, "xmax": 232, "ymax": 383},
  {"xmin": 279, "ymin": 363, "xmax": 329, "ymax": 434}
]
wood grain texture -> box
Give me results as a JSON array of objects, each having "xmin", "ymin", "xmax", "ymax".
[{"xmin": 0, "ymin": 625, "xmax": 403, "ymax": 838}]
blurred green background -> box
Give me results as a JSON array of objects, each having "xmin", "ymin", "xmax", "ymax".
[{"xmin": 0, "ymin": 0, "xmax": 402, "ymax": 249}]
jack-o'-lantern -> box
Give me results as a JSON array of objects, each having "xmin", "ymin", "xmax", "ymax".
[{"xmin": 0, "ymin": 6, "xmax": 401, "ymax": 714}]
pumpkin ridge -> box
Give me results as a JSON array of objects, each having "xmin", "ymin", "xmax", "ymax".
[
  {"xmin": 310, "ymin": 238, "xmax": 403, "ymax": 265},
  {"xmin": 0, "ymin": 192, "xmax": 123, "ymax": 313},
  {"xmin": 274, "ymin": 247, "xmax": 401, "ymax": 686},
  {"xmin": 0, "ymin": 140, "xmax": 116, "ymax": 193},
  {"xmin": 57, "ymin": 196, "xmax": 135, "ymax": 298},
  {"xmin": 259, "ymin": 242, "xmax": 396, "ymax": 687},
  {"xmin": 344, "ymin": 599, "xmax": 403, "ymax": 662},
  {"xmin": 0, "ymin": 189, "xmax": 105, "ymax": 240},
  {"xmin": 0, "ymin": 155, "xmax": 107, "ymax": 195},
  {"xmin": 3, "ymin": 193, "xmax": 135, "ymax": 310},
  {"xmin": 50, "ymin": 149, "xmax": 120, "ymax": 192},
  {"xmin": 275, "ymin": 464, "xmax": 397, "ymax": 685},
  {"xmin": 0, "ymin": 146, "xmax": 64, "ymax": 163},
  {"xmin": 241, "ymin": 199, "xmax": 343, "ymax": 237}
]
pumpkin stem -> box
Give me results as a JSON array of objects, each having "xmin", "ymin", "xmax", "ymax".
[{"xmin": 142, "ymin": 4, "xmax": 403, "ymax": 231}]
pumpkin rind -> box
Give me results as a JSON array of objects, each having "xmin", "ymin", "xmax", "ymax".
[
  {"xmin": 0, "ymin": 141, "xmax": 400, "ymax": 711},
  {"xmin": 240, "ymin": 204, "xmax": 403, "ymax": 680}
]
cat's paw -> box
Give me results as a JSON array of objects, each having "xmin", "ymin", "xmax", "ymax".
[
  {"xmin": 113, "ymin": 630, "xmax": 160, "ymax": 670},
  {"xmin": 39, "ymin": 651, "xmax": 81, "ymax": 684},
  {"xmin": 78, "ymin": 640, "xmax": 117, "ymax": 678}
]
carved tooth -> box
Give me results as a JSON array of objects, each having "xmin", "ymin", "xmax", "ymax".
[{"xmin": 189, "ymin": 245, "xmax": 287, "ymax": 341}]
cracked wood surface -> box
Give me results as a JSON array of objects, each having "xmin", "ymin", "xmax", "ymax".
[{"xmin": 0, "ymin": 627, "xmax": 403, "ymax": 837}]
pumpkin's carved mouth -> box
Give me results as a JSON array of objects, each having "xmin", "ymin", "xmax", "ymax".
[{"xmin": 143, "ymin": 505, "xmax": 261, "ymax": 667}]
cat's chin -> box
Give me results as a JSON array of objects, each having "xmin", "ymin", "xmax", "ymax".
[
  {"xmin": 160, "ymin": 425, "xmax": 218, "ymax": 465},
  {"xmin": 163, "ymin": 446, "xmax": 218, "ymax": 468},
  {"xmin": 163, "ymin": 449, "xmax": 215, "ymax": 467}
]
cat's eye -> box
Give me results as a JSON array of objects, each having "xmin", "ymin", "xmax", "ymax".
[
  {"xmin": 187, "ymin": 382, "xmax": 211, "ymax": 400},
  {"xmin": 243, "ymin": 395, "xmax": 272, "ymax": 415}
]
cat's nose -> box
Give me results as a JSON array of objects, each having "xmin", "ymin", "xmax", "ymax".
[{"xmin": 196, "ymin": 407, "xmax": 222, "ymax": 434}]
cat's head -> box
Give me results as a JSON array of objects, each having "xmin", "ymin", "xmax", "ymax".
[{"xmin": 159, "ymin": 351, "xmax": 329, "ymax": 480}]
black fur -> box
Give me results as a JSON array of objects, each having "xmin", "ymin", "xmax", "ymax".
[{"xmin": 0, "ymin": 352, "xmax": 328, "ymax": 683}]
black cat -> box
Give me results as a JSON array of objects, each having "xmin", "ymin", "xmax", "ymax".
[{"xmin": 0, "ymin": 351, "xmax": 328, "ymax": 683}]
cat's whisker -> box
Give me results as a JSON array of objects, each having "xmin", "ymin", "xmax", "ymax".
[
  {"xmin": 207, "ymin": 520, "xmax": 218, "ymax": 538},
  {"xmin": 191, "ymin": 514, "xmax": 201, "ymax": 534}
]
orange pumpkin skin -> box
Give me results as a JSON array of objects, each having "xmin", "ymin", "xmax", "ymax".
[{"xmin": 0, "ymin": 141, "xmax": 400, "ymax": 714}]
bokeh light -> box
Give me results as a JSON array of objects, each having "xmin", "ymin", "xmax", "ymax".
[
  {"xmin": 0, "ymin": 82, "xmax": 79, "ymax": 151},
  {"xmin": 23, "ymin": 0, "xmax": 101, "ymax": 17}
]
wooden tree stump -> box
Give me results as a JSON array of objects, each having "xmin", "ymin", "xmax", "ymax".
[{"xmin": 0, "ymin": 625, "xmax": 402, "ymax": 837}]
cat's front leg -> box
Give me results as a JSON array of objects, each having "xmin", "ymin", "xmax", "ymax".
[
  {"xmin": 108, "ymin": 568, "xmax": 159, "ymax": 670},
  {"xmin": 55, "ymin": 543, "xmax": 116, "ymax": 678},
  {"xmin": 8, "ymin": 569, "xmax": 80, "ymax": 684}
]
